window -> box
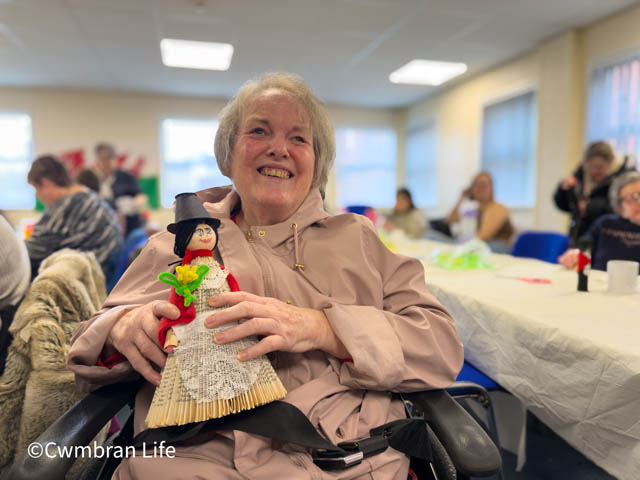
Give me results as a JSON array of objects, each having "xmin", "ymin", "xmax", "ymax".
[
  {"xmin": 335, "ymin": 127, "xmax": 396, "ymax": 208},
  {"xmin": 481, "ymin": 91, "xmax": 537, "ymax": 207},
  {"xmin": 0, "ymin": 113, "xmax": 34, "ymax": 209},
  {"xmin": 160, "ymin": 118, "xmax": 226, "ymax": 208},
  {"xmin": 587, "ymin": 56, "xmax": 640, "ymax": 166},
  {"xmin": 405, "ymin": 123, "xmax": 437, "ymax": 207}
]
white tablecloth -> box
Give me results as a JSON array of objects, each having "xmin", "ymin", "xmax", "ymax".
[{"xmin": 394, "ymin": 238, "xmax": 640, "ymax": 480}]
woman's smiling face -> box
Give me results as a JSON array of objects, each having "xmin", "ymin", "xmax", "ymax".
[
  {"xmin": 619, "ymin": 180, "xmax": 640, "ymax": 225},
  {"xmin": 230, "ymin": 89, "xmax": 315, "ymax": 225},
  {"xmin": 187, "ymin": 223, "xmax": 217, "ymax": 250}
]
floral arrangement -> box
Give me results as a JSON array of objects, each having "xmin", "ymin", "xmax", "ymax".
[{"xmin": 158, "ymin": 264, "xmax": 210, "ymax": 306}]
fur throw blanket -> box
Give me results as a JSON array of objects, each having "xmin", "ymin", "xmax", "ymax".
[{"xmin": 0, "ymin": 249, "xmax": 106, "ymax": 471}]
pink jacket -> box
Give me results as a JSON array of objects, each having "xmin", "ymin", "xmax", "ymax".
[{"xmin": 67, "ymin": 186, "xmax": 463, "ymax": 480}]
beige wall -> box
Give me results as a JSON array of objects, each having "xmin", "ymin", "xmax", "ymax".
[
  {"xmin": 0, "ymin": 87, "xmax": 399, "ymax": 226},
  {"xmin": 406, "ymin": 33, "xmax": 584, "ymax": 232},
  {"xmin": 406, "ymin": 2, "xmax": 640, "ymax": 233},
  {"xmin": 584, "ymin": 4, "xmax": 640, "ymax": 65},
  {"xmin": 407, "ymin": 51, "xmax": 540, "ymax": 229},
  {"xmin": 5, "ymin": 3, "xmax": 640, "ymax": 232}
]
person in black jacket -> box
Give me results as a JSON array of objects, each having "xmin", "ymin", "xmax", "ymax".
[{"xmin": 554, "ymin": 141, "xmax": 632, "ymax": 246}]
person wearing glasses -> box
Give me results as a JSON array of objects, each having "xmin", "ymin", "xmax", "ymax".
[{"xmin": 558, "ymin": 171, "xmax": 640, "ymax": 271}]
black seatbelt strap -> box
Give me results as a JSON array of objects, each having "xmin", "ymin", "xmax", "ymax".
[{"xmin": 133, "ymin": 400, "xmax": 431, "ymax": 470}]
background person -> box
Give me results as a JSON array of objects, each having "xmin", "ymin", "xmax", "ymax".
[
  {"xmin": 95, "ymin": 142, "xmax": 147, "ymax": 236},
  {"xmin": 558, "ymin": 171, "xmax": 640, "ymax": 271},
  {"xmin": 67, "ymin": 72, "xmax": 463, "ymax": 479},
  {"xmin": 76, "ymin": 167, "xmax": 101, "ymax": 193},
  {"xmin": 446, "ymin": 171, "xmax": 514, "ymax": 253},
  {"xmin": 383, "ymin": 187, "xmax": 427, "ymax": 239},
  {"xmin": 554, "ymin": 141, "xmax": 632, "ymax": 246},
  {"xmin": 25, "ymin": 155, "xmax": 122, "ymax": 279},
  {"xmin": 0, "ymin": 213, "xmax": 31, "ymax": 375}
]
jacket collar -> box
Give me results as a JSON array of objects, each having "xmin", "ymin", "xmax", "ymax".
[{"xmin": 195, "ymin": 185, "xmax": 330, "ymax": 248}]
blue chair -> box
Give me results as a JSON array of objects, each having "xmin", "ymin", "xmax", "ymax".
[
  {"xmin": 511, "ymin": 231, "xmax": 569, "ymax": 263},
  {"xmin": 345, "ymin": 205, "xmax": 370, "ymax": 215},
  {"xmin": 345, "ymin": 205, "xmax": 377, "ymax": 225},
  {"xmin": 106, "ymin": 228, "xmax": 148, "ymax": 292}
]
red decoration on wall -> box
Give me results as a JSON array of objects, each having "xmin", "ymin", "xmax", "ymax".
[
  {"xmin": 59, "ymin": 149, "xmax": 86, "ymax": 177},
  {"xmin": 55, "ymin": 147, "xmax": 147, "ymax": 179},
  {"xmin": 116, "ymin": 153, "xmax": 128, "ymax": 168},
  {"xmin": 129, "ymin": 155, "xmax": 146, "ymax": 177}
]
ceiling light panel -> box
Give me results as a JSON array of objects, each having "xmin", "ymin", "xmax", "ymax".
[
  {"xmin": 160, "ymin": 38, "xmax": 233, "ymax": 71},
  {"xmin": 389, "ymin": 59, "xmax": 467, "ymax": 86}
]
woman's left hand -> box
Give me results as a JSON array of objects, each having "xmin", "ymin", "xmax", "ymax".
[{"xmin": 204, "ymin": 291, "xmax": 349, "ymax": 361}]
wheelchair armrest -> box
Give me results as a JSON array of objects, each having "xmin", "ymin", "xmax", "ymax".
[
  {"xmin": 406, "ymin": 389, "xmax": 502, "ymax": 478},
  {"xmin": 4, "ymin": 381, "xmax": 140, "ymax": 480}
]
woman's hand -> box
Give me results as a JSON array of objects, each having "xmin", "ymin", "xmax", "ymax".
[
  {"xmin": 106, "ymin": 301, "xmax": 179, "ymax": 385},
  {"xmin": 204, "ymin": 291, "xmax": 349, "ymax": 361},
  {"xmin": 558, "ymin": 248, "xmax": 580, "ymax": 269},
  {"xmin": 383, "ymin": 219, "xmax": 396, "ymax": 231},
  {"xmin": 560, "ymin": 175, "xmax": 578, "ymax": 190},
  {"xmin": 577, "ymin": 199, "xmax": 589, "ymax": 216}
]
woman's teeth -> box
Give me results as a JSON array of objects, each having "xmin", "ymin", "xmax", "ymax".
[{"xmin": 259, "ymin": 168, "xmax": 291, "ymax": 178}]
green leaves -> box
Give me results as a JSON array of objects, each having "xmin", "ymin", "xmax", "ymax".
[{"xmin": 157, "ymin": 264, "xmax": 211, "ymax": 307}]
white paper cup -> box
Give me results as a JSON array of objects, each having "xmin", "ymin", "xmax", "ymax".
[{"xmin": 607, "ymin": 260, "xmax": 639, "ymax": 294}]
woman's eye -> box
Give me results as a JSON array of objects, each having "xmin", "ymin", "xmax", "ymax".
[
  {"xmin": 293, "ymin": 135, "xmax": 307, "ymax": 143},
  {"xmin": 250, "ymin": 127, "xmax": 265, "ymax": 135}
]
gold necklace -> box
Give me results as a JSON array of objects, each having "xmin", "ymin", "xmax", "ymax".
[{"xmin": 236, "ymin": 213, "xmax": 254, "ymax": 242}]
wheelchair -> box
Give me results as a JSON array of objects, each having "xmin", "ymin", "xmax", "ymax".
[{"xmin": 4, "ymin": 379, "xmax": 501, "ymax": 480}]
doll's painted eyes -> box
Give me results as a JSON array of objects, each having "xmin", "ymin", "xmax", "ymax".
[{"xmin": 195, "ymin": 227, "xmax": 214, "ymax": 237}]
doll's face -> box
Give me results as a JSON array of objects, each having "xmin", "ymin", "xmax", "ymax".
[{"xmin": 187, "ymin": 223, "xmax": 217, "ymax": 250}]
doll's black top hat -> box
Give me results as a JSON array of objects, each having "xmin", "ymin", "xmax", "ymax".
[{"xmin": 167, "ymin": 192, "xmax": 221, "ymax": 234}]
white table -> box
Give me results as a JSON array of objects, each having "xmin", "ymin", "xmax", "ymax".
[{"xmin": 393, "ymin": 238, "xmax": 640, "ymax": 480}]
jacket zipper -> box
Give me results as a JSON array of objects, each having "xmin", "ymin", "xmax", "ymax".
[{"xmin": 246, "ymin": 235, "xmax": 280, "ymax": 372}]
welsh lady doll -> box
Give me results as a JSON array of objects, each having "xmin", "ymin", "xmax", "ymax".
[{"xmin": 146, "ymin": 193, "xmax": 286, "ymax": 428}]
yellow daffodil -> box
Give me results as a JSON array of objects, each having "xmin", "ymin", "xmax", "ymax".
[{"xmin": 176, "ymin": 265, "xmax": 199, "ymax": 286}]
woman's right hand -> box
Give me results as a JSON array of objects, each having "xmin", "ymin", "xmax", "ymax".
[
  {"xmin": 560, "ymin": 175, "xmax": 578, "ymax": 190},
  {"xmin": 558, "ymin": 248, "xmax": 580, "ymax": 269},
  {"xmin": 106, "ymin": 301, "xmax": 179, "ymax": 385}
]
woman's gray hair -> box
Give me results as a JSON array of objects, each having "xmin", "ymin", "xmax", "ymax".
[
  {"xmin": 610, "ymin": 170, "xmax": 640, "ymax": 208},
  {"xmin": 214, "ymin": 72, "xmax": 335, "ymax": 196}
]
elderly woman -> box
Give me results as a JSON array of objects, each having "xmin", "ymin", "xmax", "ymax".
[
  {"xmin": 558, "ymin": 170, "xmax": 640, "ymax": 271},
  {"xmin": 445, "ymin": 172, "xmax": 514, "ymax": 253},
  {"xmin": 67, "ymin": 72, "xmax": 463, "ymax": 479},
  {"xmin": 554, "ymin": 141, "xmax": 632, "ymax": 245}
]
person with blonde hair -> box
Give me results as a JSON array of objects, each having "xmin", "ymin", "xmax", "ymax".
[
  {"xmin": 446, "ymin": 171, "xmax": 514, "ymax": 252},
  {"xmin": 67, "ymin": 72, "xmax": 463, "ymax": 479}
]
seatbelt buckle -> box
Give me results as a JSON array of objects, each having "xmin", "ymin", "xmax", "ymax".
[
  {"xmin": 339, "ymin": 435, "xmax": 389, "ymax": 458},
  {"xmin": 312, "ymin": 449, "xmax": 364, "ymax": 470}
]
